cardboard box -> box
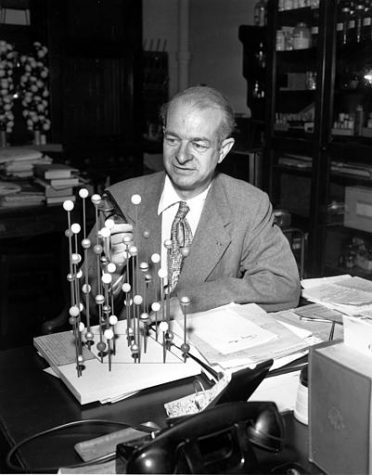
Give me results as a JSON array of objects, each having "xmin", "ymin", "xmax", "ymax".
[
  {"xmin": 309, "ymin": 341, "xmax": 372, "ymax": 474},
  {"xmin": 344, "ymin": 186, "xmax": 372, "ymax": 233}
]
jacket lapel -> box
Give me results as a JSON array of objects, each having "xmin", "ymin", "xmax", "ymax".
[
  {"xmin": 178, "ymin": 175, "xmax": 232, "ymax": 285},
  {"xmin": 124, "ymin": 173, "xmax": 165, "ymax": 263}
]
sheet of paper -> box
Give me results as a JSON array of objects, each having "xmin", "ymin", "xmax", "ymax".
[
  {"xmin": 186, "ymin": 304, "xmax": 277, "ymax": 355},
  {"xmin": 249, "ymin": 370, "xmax": 301, "ymax": 412},
  {"xmin": 301, "ymin": 274, "xmax": 351, "ymax": 289},
  {"xmin": 303, "ymin": 277, "xmax": 372, "ymax": 306}
]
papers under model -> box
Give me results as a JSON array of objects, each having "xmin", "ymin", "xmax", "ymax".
[{"xmin": 34, "ymin": 321, "xmax": 202, "ymax": 405}]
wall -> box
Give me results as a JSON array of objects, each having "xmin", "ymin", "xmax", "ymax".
[{"xmin": 143, "ymin": 0, "xmax": 256, "ymax": 115}]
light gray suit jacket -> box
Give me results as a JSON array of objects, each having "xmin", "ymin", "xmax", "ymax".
[{"xmin": 105, "ymin": 171, "xmax": 300, "ymax": 313}]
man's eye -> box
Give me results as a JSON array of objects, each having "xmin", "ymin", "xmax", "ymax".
[
  {"xmin": 164, "ymin": 136, "xmax": 179, "ymax": 146},
  {"xmin": 192, "ymin": 141, "xmax": 209, "ymax": 152}
]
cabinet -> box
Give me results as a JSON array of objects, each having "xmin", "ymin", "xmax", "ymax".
[
  {"xmin": 30, "ymin": 0, "xmax": 143, "ymax": 186},
  {"xmin": 261, "ymin": 0, "xmax": 372, "ymax": 279},
  {"xmin": 241, "ymin": 0, "xmax": 372, "ymax": 278}
]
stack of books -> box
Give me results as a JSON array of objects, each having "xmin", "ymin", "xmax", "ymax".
[
  {"xmin": 0, "ymin": 181, "xmax": 45, "ymax": 208},
  {"xmin": 33, "ymin": 163, "xmax": 79, "ymax": 205},
  {"xmin": 0, "ymin": 147, "xmax": 52, "ymax": 178}
]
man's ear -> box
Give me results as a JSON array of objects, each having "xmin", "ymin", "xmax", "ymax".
[{"xmin": 218, "ymin": 137, "xmax": 235, "ymax": 164}]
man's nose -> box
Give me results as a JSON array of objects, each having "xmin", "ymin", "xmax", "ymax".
[{"xmin": 176, "ymin": 140, "xmax": 192, "ymax": 163}]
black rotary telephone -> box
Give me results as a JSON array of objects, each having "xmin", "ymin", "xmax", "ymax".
[
  {"xmin": 116, "ymin": 400, "xmax": 285, "ymax": 474},
  {"xmin": 115, "ymin": 359, "xmax": 286, "ymax": 474}
]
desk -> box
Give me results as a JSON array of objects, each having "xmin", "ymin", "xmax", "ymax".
[{"xmin": 0, "ymin": 345, "xmax": 323, "ymax": 474}]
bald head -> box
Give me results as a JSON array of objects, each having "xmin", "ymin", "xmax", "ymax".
[{"xmin": 160, "ymin": 86, "xmax": 235, "ymax": 142}]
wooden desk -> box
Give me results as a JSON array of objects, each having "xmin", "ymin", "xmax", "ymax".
[{"xmin": 0, "ymin": 345, "xmax": 323, "ymax": 474}]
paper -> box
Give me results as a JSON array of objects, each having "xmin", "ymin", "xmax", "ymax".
[
  {"xmin": 302, "ymin": 276, "xmax": 372, "ymax": 307},
  {"xmin": 34, "ymin": 320, "xmax": 202, "ymax": 405},
  {"xmin": 249, "ymin": 370, "xmax": 301, "ymax": 412},
  {"xmin": 301, "ymin": 274, "xmax": 351, "ymax": 289},
  {"xmin": 164, "ymin": 373, "xmax": 231, "ymax": 418},
  {"xmin": 343, "ymin": 315, "xmax": 372, "ymax": 357},
  {"xmin": 273, "ymin": 308, "xmax": 344, "ymax": 342},
  {"xmin": 186, "ymin": 304, "xmax": 276, "ymax": 355},
  {"xmin": 184, "ymin": 303, "xmax": 310, "ymax": 370}
]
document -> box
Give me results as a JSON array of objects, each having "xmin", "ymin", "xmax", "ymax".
[
  {"xmin": 184, "ymin": 303, "xmax": 311, "ymax": 370},
  {"xmin": 185, "ymin": 304, "xmax": 277, "ymax": 355},
  {"xmin": 301, "ymin": 275, "xmax": 372, "ymax": 314}
]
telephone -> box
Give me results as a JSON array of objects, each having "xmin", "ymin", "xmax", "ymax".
[{"xmin": 116, "ymin": 400, "xmax": 285, "ymax": 474}]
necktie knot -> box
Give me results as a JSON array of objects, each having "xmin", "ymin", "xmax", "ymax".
[{"xmin": 175, "ymin": 201, "xmax": 189, "ymax": 220}]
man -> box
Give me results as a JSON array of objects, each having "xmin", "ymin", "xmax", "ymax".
[{"xmin": 89, "ymin": 86, "xmax": 300, "ymax": 318}]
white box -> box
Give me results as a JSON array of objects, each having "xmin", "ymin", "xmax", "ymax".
[{"xmin": 309, "ymin": 342, "xmax": 372, "ymax": 474}]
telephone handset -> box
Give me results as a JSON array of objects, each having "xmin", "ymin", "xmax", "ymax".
[{"xmin": 116, "ymin": 401, "xmax": 285, "ymax": 474}]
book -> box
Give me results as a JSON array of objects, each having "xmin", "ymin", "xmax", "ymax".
[
  {"xmin": 34, "ymin": 163, "xmax": 78, "ymax": 180},
  {"xmin": 0, "ymin": 147, "xmax": 43, "ymax": 163},
  {"xmin": 49, "ymin": 177, "xmax": 79, "ymax": 188},
  {"xmin": 46, "ymin": 195, "xmax": 76, "ymax": 205},
  {"xmin": 34, "ymin": 177, "xmax": 73, "ymax": 197}
]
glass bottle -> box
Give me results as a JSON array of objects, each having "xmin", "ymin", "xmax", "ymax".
[
  {"xmin": 363, "ymin": 1, "xmax": 372, "ymax": 41},
  {"xmin": 256, "ymin": 42, "xmax": 266, "ymax": 68},
  {"xmin": 347, "ymin": 1, "xmax": 356, "ymax": 43},
  {"xmin": 355, "ymin": 2, "xmax": 365, "ymax": 43},
  {"xmin": 340, "ymin": 2, "xmax": 351, "ymax": 44},
  {"xmin": 254, "ymin": 0, "xmax": 266, "ymax": 26},
  {"xmin": 293, "ymin": 22, "xmax": 311, "ymax": 49}
]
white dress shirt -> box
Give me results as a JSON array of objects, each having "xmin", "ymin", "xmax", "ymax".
[{"xmin": 158, "ymin": 175, "xmax": 210, "ymax": 282}]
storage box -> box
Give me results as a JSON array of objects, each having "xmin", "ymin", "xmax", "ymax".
[
  {"xmin": 344, "ymin": 186, "xmax": 372, "ymax": 232},
  {"xmin": 309, "ymin": 341, "xmax": 372, "ymax": 474}
]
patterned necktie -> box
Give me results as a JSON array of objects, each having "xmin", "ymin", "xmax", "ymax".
[{"xmin": 168, "ymin": 201, "xmax": 193, "ymax": 292}]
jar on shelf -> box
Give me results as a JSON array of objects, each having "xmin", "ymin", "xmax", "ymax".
[
  {"xmin": 254, "ymin": 0, "xmax": 266, "ymax": 26},
  {"xmin": 276, "ymin": 29, "xmax": 286, "ymax": 51},
  {"xmin": 293, "ymin": 22, "xmax": 311, "ymax": 49}
]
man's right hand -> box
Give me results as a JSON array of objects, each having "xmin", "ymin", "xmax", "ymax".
[{"xmin": 109, "ymin": 222, "xmax": 134, "ymax": 271}]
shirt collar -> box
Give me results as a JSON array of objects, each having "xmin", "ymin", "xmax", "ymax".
[{"xmin": 158, "ymin": 175, "xmax": 211, "ymax": 215}]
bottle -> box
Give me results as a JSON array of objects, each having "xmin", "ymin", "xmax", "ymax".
[
  {"xmin": 293, "ymin": 22, "xmax": 311, "ymax": 49},
  {"xmin": 276, "ymin": 29, "xmax": 286, "ymax": 51},
  {"xmin": 256, "ymin": 42, "xmax": 266, "ymax": 68},
  {"xmin": 355, "ymin": 2, "xmax": 365, "ymax": 43},
  {"xmin": 294, "ymin": 365, "xmax": 308, "ymax": 425},
  {"xmin": 355, "ymin": 104, "xmax": 364, "ymax": 135},
  {"xmin": 363, "ymin": 1, "xmax": 372, "ymax": 41},
  {"xmin": 347, "ymin": 1, "xmax": 356, "ymax": 43},
  {"xmin": 340, "ymin": 2, "xmax": 351, "ymax": 44},
  {"xmin": 254, "ymin": 0, "xmax": 266, "ymax": 26}
]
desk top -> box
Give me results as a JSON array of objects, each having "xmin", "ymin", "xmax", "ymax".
[{"xmin": 0, "ymin": 344, "xmax": 324, "ymax": 474}]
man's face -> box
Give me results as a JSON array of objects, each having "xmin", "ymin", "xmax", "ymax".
[{"xmin": 163, "ymin": 100, "xmax": 234, "ymax": 199}]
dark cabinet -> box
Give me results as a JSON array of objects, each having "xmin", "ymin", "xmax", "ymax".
[
  {"xmin": 31, "ymin": 0, "xmax": 143, "ymax": 185},
  {"xmin": 242, "ymin": 0, "xmax": 372, "ymax": 279}
]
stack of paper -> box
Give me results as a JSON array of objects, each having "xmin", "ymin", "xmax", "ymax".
[
  {"xmin": 302, "ymin": 275, "xmax": 372, "ymax": 316},
  {"xmin": 34, "ymin": 320, "xmax": 202, "ymax": 405},
  {"xmin": 182, "ymin": 303, "xmax": 313, "ymax": 371}
]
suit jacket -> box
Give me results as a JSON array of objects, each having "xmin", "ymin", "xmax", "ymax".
[{"xmin": 105, "ymin": 171, "xmax": 300, "ymax": 313}]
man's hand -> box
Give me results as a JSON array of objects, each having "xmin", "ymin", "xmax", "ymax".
[
  {"xmin": 149, "ymin": 296, "xmax": 184, "ymax": 323},
  {"xmin": 109, "ymin": 222, "xmax": 134, "ymax": 271}
]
